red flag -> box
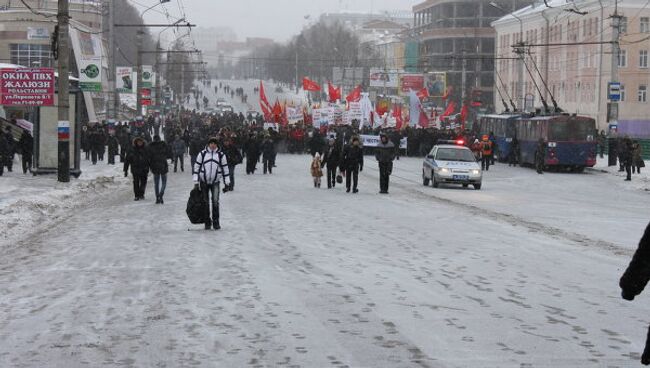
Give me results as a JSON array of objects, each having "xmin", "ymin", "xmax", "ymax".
[
  {"xmin": 302, "ymin": 77, "xmax": 321, "ymax": 92},
  {"xmin": 394, "ymin": 105, "xmax": 403, "ymax": 130},
  {"xmin": 441, "ymin": 101, "xmax": 457, "ymax": 118},
  {"xmin": 346, "ymin": 85, "xmax": 362, "ymax": 102},
  {"xmin": 460, "ymin": 103, "xmax": 469, "ymax": 123},
  {"xmin": 328, "ymin": 82, "xmax": 341, "ymax": 103},
  {"xmin": 416, "ymin": 88, "xmax": 429, "ymax": 100}
]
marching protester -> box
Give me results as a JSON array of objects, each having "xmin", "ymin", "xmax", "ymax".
[
  {"xmin": 222, "ymin": 136, "xmax": 242, "ymax": 191},
  {"xmin": 124, "ymin": 136, "xmax": 150, "ymax": 201},
  {"xmin": 147, "ymin": 135, "xmax": 171, "ymax": 204},
  {"xmin": 172, "ymin": 135, "xmax": 187, "ymax": 173},
  {"xmin": 321, "ymin": 137, "xmax": 341, "ymax": 189},
  {"xmin": 262, "ymin": 134, "xmax": 276, "ymax": 174},
  {"xmin": 193, "ymin": 137, "xmax": 231, "ymax": 230},
  {"xmin": 244, "ymin": 133, "xmax": 260, "ymax": 175},
  {"xmin": 107, "ymin": 132, "xmax": 119, "ymax": 165},
  {"xmin": 340, "ymin": 136, "xmax": 364, "ymax": 193},
  {"xmin": 310, "ymin": 152, "xmax": 323, "ymax": 188},
  {"xmin": 375, "ymin": 133, "xmax": 395, "ymax": 194}
]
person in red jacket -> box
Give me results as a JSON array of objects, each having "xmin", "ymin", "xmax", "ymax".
[{"xmin": 480, "ymin": 135, "xmax": 493, "ymax": 171}]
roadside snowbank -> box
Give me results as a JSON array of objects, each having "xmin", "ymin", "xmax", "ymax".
[{"xmin": 0, "ymin": 159, "xmax": 128, "ymax": 248}]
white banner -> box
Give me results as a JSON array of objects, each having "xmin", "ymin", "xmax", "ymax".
[
  {"xmin": 369, "ymin": 68, "xmax": 399, "ymax": 88},
  {"xmin": 360, "ymin": 134, "xmax": 407, "ymax": 149},
  {"xmin": 286, "ymin": 107, "xmax": 303, "ymax": 125},
  {"xmin": 142, "ymin": 65, "xmax": 153, "ymax": 88},
  {"xmin": 312, "ymin": 108, "xmax": 329, "ymax": 129}
]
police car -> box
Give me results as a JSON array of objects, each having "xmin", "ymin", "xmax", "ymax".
[{"xmin": 422, "ymin": 141, "xmax": 482, "ymax": 190}]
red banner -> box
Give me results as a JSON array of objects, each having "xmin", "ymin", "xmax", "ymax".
[
  {"xmin": 0, "ymin": 68, "xmax": 55, "ymax": 106},
  {"xmin": 302, "ymin": 77, "xmax": 321, "ymax": 92}
]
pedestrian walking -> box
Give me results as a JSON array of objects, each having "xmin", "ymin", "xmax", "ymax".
[
  {"xmin": 172, "ymin": 136, "xmax": 187, "ymax": 173},
  {"xmin": 321, "ymin": 138, "xmax": 341, "ymax": 189},
  {"xmin": 375, "ymin": 133, "xmax": 395, "ymax": 194},
  {"xmin": 509, "ymin": 137, "xmax": 520, "ymax": 167},
  {"xmin": 311, "ymin": 153, "xmax": 323, "ymax": 188},
  {"xmin": 535, "ymin": 138, "xmax": 546, "ymax": 174},
  {"xmin": 193, "ymin": 137, "xmax": 231, "ymax": 230},
  {"xmin": 262, "ymin": 135, "xmax": 275, "ymax": 174},
  {"xmin": 632, "ymin": 140, "xmax": 645, "ymax": 174},
  {"xmin": 147, "ymin": 135, "xmax": 171, "ymax": 204},
  {"xmin": 0, "ymin": 132, "xmax": 8, "ymax": 176},
  {"xmin": 124, "ymin": 137, "xmax": 150, "ymax": 201},
  {"xmin": 621, "ymin": 137, "xmax": 633, "ymax": 181},
  {"xmin": 222, "ymin": 137, "xmax": 242, "ymax": 191},
  {"xmin": 619, "ymin": 221, "xmax": 650, "ymax": 365},
  {"xmin": 18, "ymin": 129, "xmax": 33, "ymax": 174},
  {"xmin": 340, "ymin": 136, "xmax": 364, "ymax": 193},
  {"xmin": 4, "ymin": 127, "xmax": 14, "ymax": 172},
  {"xmin": 480, "ymin": 135, "xmax": 493, "ymax": 171},
  {"xmin": 107, "ymin": 132, "xmax": 119, "ymax": 165}
]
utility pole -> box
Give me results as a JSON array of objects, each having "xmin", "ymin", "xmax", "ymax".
[
  {"xmin": 608, "ymin": 0, "xmax": 621, "ymax": 123},
  {"xmin": 295, "ymin": 50, "xmax": 299, "ymax": 94},
  {"xmin": 461, "ymin": 49, "xmax": 467, "ymax": 102},
  {"xmin": 57, "ymin": 0, "xmax": 70, "ymax": 182},
  {"xmin": 136, "ymin": 29, "xmax": 144, "ymax": 117},
  {"xmin": 108, "ymin": 0, "xmax": 117, "ymax": 120}
]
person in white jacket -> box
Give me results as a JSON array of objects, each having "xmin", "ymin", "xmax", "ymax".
[{"xmin": 193, "ymin": 137, "xmax": 231, "ymax": 230}]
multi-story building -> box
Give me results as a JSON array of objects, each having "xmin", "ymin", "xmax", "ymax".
[
  {"xmin": 0, "ymin": 0, "xmax": 104, "ymax": 120},
  {"xmin": 413, "ymin": 0, "xmax": 528, "ymax": 107},
  {"xmin": 493, "ymin": 0, "xmax": 650, "ymax": 132}
]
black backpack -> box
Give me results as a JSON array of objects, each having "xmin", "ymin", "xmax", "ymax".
[{"xmin": 186, "ymin": 188, "xmax": 208, "ymax": 224}]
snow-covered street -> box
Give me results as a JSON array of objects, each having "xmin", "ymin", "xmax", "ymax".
[{"xmin": 0, "ymin": 154, "xmax": 648, "ymax": 367}]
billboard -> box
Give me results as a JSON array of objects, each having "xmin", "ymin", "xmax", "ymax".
[
  {"xmin": 424, "ymin": 72, "xmax": 447, "ymax": 98},
  {"xmin": 116, "ymin": 67, "xmax": 133, "ymax": 93},
  {"xmin": 72, "ymin": 28, "xmax": 103, "ymax": 92},
  {"xmin": 369, "ymin": 68, "xmax": 399, "ymax": 88},
  {"xmin": 400, "ymin": 74, "xmax": 424, "ymax": 95},
  {"xmin": 0, "ymin": 68, "xmax": 55, "ymax": 106}
]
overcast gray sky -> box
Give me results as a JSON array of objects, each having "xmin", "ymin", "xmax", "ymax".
[{"xmin": 141, "ymin": 0, "xmax": 420, "ymax": 42}]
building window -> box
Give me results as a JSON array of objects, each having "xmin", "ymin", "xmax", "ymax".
[
  {"xmin": 618, "ymin": 49, "xmax": 627, "ymax": 67},
  {"xmin": 641, "ymin": 50, "xmax": 648, "ymax": 68},
  {"xmin": 620, "ymin": 84, "xmax": 626, "ymax": 102},
  {"xmin": 638, "ymin": 85, "xmax": 646, "ymax": 102},
  {"xmin": 620, "ymin": 16, "xmax": 628, "ymax": 34},
  {"xmin": 9, "ymin": 44, "xmax": 53, "ymax": 67},
  {"xmin": 642, "ymin": 17, "xmax": 650, "ymax": 33}
]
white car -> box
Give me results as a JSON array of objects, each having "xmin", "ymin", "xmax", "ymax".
[{"xmin": 422, "ymin": 144, "xmax": 482, "ymax": 190}]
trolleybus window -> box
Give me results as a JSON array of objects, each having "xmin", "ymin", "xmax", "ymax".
[{"xmin": 549, "ymin": 120, "xmax": 595, "ymax": 141}]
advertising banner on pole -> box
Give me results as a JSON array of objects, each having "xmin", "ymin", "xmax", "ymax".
[
  {"xmin": 79, "ymin": 60, "xmax": 102, "ymax": 92},
  {"xmin": 0, "ymin": 68, "xmax": 55, "ymax": 106},
  {"xmin": 116, "ymin": 67, "xmax": 133, "ymax": 93},
  {"xmin": 142, "ymin": 65, "xmax": 153, "ymax": 88}
]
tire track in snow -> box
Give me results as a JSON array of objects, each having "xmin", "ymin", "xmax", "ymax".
[{"xmin": 362, "ymin": 166, "xmax": 630, "ymax": 257}]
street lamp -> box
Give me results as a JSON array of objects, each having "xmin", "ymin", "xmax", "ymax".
[{"xmin": 490, "ymin": 1, "xmax": 525, "ymax": 111}]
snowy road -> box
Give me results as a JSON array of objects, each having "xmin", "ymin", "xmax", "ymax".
[{"xmin": 0, "ymin": 155, "xmax": 647, "ymax": 367}]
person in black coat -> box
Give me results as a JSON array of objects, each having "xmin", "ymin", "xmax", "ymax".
[
  {"xmin": 222, "ymin": 137, "xmax": 242, "ymax": 191},
  {"xmin": 620, "ymin": 137, "xmax": 634, "ymax": 181},
  {"xmin": 4, "ymin": 127, "xmax": 14, "ymax": 172},
  {"xmin": 107, "ymin": 132, "xmax": 119, "ymax": 165},
  {"xmin": 375, "ymin": 133, "xmax": 395, "ymax": 194},
  {"xmin": 124, "ymin": 136, "xmax": 150, "ymax": 201},
  {"xmin": 321, "ymin": 138, "xmax": 341, "ymax": 189},
  {"xmin": 339, "ymin": 136, "xmax": 364, "ymax": 193},
  {"xmin": 147, "ymin": 135, "xmax": 171, "ymax": 204},
  {"xmin": 0, "ymin": 133, "xmax": 8, "ymax": 176},
  {"xmin": 18, "ymin": 129, "xmax": 33, "ymax": 174},
  {"xmin": 189, "ymin": 134, "xmax": 205, "ymax": 171},
  {"xmin": 309, "ymin": 129, "xmax": 324, "ymax": 157},
  {"xmin": 620, "ymin": 222, "xmax": 650, "ymax": 365},
  {"xmin": 243, "ymin": 133, "xmax": 260, "ymax": 175},
  {"xmin": 261, "ymin": 135, "xmax": 276, "ymax": 174}
]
